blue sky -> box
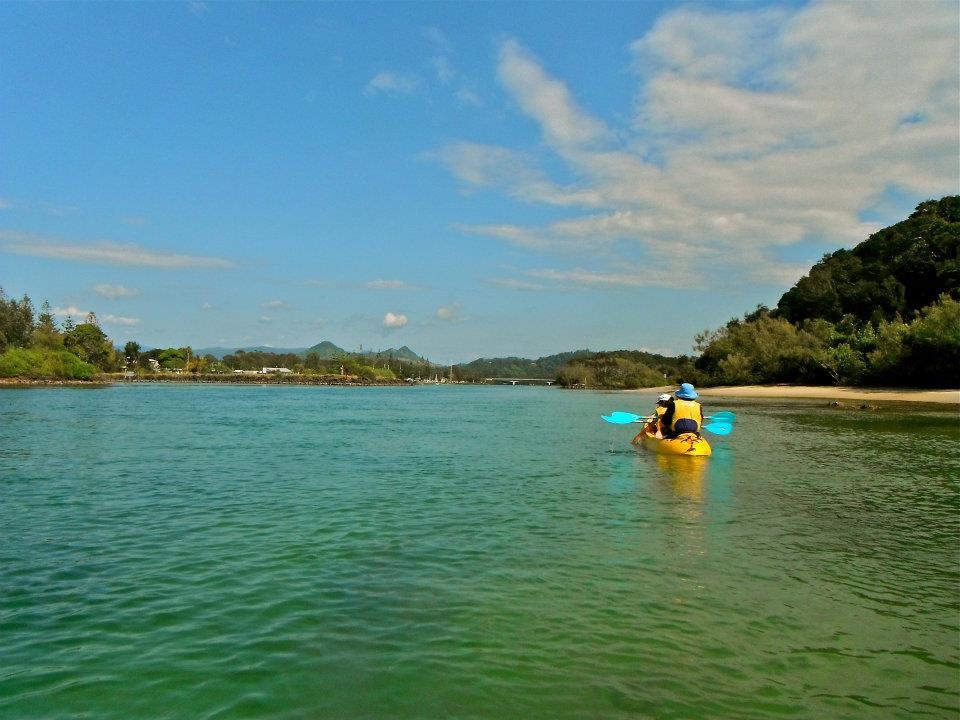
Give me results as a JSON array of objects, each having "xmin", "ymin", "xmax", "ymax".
[{"xmin": 1, "ymin": 1, "xmax": 957, "ymax": 363}]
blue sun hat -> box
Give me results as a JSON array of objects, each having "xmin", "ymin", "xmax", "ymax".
[{"xmin": 676, "ymin": 382, "xmax": 699, "ymax": 400}]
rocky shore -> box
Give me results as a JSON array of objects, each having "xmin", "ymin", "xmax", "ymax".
[
  {"xmin": 0, "ymin": 377, "xmax": 111, "ymax": 387},
  {"xmin": 0, "ymin": 373, "xmax": 415, "ymax": 387}
]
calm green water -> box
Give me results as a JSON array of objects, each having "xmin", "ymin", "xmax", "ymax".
[{"xmin": 1, "ymin": 384, "xmax": 957, "ymax": 719}]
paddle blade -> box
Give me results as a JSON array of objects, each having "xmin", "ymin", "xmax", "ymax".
[
  {"xmin": 604, "ymin": 411, "xmax": 643, "ymax": 423},
  {"xmin": 602, "ymin": 414, "xmax": 641, "ymax": 425},
  {"xmin": 707, "ymin": 411, "xmax": 737, "ymax": 422},
  {"xmin": 703, "ymin": 422, "xmax": 733, "ymax": 435}
]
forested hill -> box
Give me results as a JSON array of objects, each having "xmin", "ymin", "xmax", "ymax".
[
  {"xmin": 694, "ymin": 196, "xmax": 959, "ymax": 388},
  {"xmin": 456, "ymin": 349, "xmax": 697, "ymax": 389},
  {"xmin": 776, "ymin": 196, "xmax": 959, "ymax": 324},
  {"xmin": 454, "ymin": 350, "xmax": 595, "ymax": 380}
]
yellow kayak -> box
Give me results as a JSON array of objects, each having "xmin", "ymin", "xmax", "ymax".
[{"xmin": 632, "ymin": 426, "xmax": 712, "ymax": 456}]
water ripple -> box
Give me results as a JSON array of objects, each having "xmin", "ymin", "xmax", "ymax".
[{"xmin": 0, "ymin": 387, "xmax": 957, "ymax": 719}]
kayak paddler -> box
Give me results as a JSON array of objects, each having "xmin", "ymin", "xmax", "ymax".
[
  {"xmin": 647, "ymin": 393, "xmax": 672, "ymax": 439},
  {"xmin": 660, "ymin": 383, "xmax": 704, "ymax": 438}
]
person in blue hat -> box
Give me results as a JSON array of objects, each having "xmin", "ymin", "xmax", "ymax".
[{"xmin": 659, "ymin": 382, "xmax": 704, "ymax": 438}]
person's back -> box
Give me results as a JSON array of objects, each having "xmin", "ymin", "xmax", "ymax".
[{"xmin": 661, "ymin": 383, "xmax": 703, "ymax": 438}]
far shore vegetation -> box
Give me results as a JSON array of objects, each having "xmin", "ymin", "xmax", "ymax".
[{"xmin": 2, "ymin": 196, "xmax": 957, "ymax": 389}]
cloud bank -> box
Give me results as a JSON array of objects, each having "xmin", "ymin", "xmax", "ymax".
[
  {"xmin": 102, "ymin": 314, "xmax": 140, "ymax": 327},
  {"xmin": 365, "ymin": 72, "xmax": 421, "ymax": 96},
  {"xmin": 365, "ymin": 279, "xmax": 413, "ymax": 290},
  {"xmin": 1, "ymin": 231, "xmax": 235, "ymax": 269},
  {"xmin": 438, "ymin": 1, "xmax": 958, "ymax": 289},
  {"xmin": 93, "ymin": 284, "xmax": 139, "ymax": 299}
]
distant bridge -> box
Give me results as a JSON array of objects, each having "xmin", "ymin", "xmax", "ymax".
[{"xmin": 485, "ymin": 377, "xmax": 555, "ymax": 386}]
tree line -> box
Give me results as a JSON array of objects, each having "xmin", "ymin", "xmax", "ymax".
[
  {"xmin": 0, "ymin": 297, "xmax": 444, "ymax": 383},
  {"xmin": 0, "ymin": 296, "xmax": 113, "ymax": 380},
  {"xmin": 549, "ymin": 196, "xmax": 959, "ymax": 390},
  {"xmin": 690, "ymin": 197, "xmax": 959, "ymax": 388},
  {"xmin": 3, "ymin": 197, "xmax": 955, "ymax": 387}
]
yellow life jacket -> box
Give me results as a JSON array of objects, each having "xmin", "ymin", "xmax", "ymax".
[{"xmin": 669, "ymin": 398, "xmax": 702, "ymax": 432}]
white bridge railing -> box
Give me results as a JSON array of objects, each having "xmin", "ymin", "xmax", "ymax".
[{"xmin": 484, "ymin": 378, "xmax": 555, "ymax": 386}]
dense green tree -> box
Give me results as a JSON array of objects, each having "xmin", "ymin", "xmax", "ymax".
[
  {"xmin": 695, "ymin": 197, "xmax": 959, "ymax": 388},
  {"xmin": 63, "ymin": 322, "xmax": 117, "ymax": 370},
  {"xmin": 33, "ymin": 301, "xmax": 61, "ymax": 349},
  {"xmin": 123, "ymin": 341, "xmax": 141, "ymax": 368},
  {"xmin": 157, "ymin": 347, "xmax": 190, "ymax": 370},
  {"xmin": 555, "ymin": 352, "xmax": 689, "ymax": 389},
  {"xmin": 899, "ymin": 294, "xmax": 960, "ymax": 385},
  {"xmin": 695, "ymin": 311, "xmax": 828, "ymax": 385},
  {"xmin": 777, "ymin": 197, "xmax": 959, "ymax": 325},
  {"xmin": 0, "ymin": 289, "xmax": 35, "ymax": 351}
]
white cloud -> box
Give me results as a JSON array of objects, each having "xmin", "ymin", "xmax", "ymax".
[
  {"xmin": 365, "ymin": 279, "xmax": 413, "ymax": 290},
  {"xmin": 93, "ymin": 283, "xmax": 138, "ymax": 299},
  {"xmin": 435, "ymin": 142, "xmax": 603, "ymax": 207},
  {"xmin": 455, "ymin": 88, "xmax": 482, "ymax": 107},
  {"xmin": 102, "ymin": 314, "xmax": 140, "ymax": 327},
  {"xmin": 261, "ymin": 299, "xmax": 293, "ymax": 310},
  {"xmin": 0, "ymin": 231, "xmax": 235, "ymax": 268},
  {"xmin": 201, "ymin": 302, "xmax": 214, "ymax": 311},
  {"xmin": 53, "ymin": 305, "xmax": 90, "ymax": 318},
  {"xmin": 437, "ymin": 5, "xmax": 959, "ymax": 287},
  {"xmin": 498, "ymin": 39, "xmax": 613, "ymax": 148},
  {"xmin": 119, "ymin": 216, "xmax": 148, "ymax": 227},
  {"xmin": 528, "ymin": 267, "xmax": 686, "ymax": 289},
  {"xmin": 424, "ymin": 27, "xmax": 454, "ymax": 53},
  {"xmin": 436, "ymin": 303, "xmax": 461, "ymax": 321},
  {"xmin": 432, "ymin": 56, "xmax": 455, "ymax": 84},
  {"xmin": 258, "ymin": 316, "xmax": 272, "ymax": 324},
  {"xmin": 383, "ymin": 312, "xmax": 408, "ymax": 328},
  {"xmin": 483, "ymin": 277, "xmax": 546, "ymax": 291},
  {"xmin": 365, "ymin": 72, "xmax": 421, "ymax": 96}
]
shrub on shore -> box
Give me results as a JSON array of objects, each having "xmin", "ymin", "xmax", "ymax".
[{"xmin": 0, "ymin": 347, "xmax": 99, "ymax": 380}]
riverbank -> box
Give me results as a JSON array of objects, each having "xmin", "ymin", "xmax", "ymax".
[
  {"xmin": 0, "ymin": 375, "xmax": 398, "ymax": 387},
  {"xmin": 624, "ymin": 384, "xmax": 959, "ymax": 405},
  {"xmin": 0, "ymin": 377, "xmax": 110, "ymax": 387}
]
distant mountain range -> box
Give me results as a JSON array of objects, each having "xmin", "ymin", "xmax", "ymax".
[{"xmin": 195, "ymin": 341, "xmax": 426, "ymax": 362}]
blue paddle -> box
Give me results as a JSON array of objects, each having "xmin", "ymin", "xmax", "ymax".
[
  {"xmin": 601, "ymin": 412, "xmax": 652, "ymax": 424},
  {"xmin": 702, "ymin": 422, "xmax": 733, "ymax": 435},
  {"xmin": 601, "ymin": 415, "xmax": 733, "ymax": 436},
  {"xmin": 602, "ymin": 409, "xmax": 736, "ymax": 425},
  {"xmin": 600, "ymin": 410, "xmax": 650, "ymax": 425},
  {"xmin": 706, "ymin": 411, "xmax": 736, "ymax": 422}
]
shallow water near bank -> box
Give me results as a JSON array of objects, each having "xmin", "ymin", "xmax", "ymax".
[{"xmin": 1, "ymin": 384, "xmax": 957, "ymax": 719}]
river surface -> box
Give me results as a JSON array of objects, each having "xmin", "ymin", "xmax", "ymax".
[{"xmin": 1, "ymin": 384, "xmax": 957, "ymax": 719}]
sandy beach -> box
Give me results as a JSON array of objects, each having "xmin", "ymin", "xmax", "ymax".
[{"xmin": 624, "ymin": 385, "xmax": 960, "ymax": 405}]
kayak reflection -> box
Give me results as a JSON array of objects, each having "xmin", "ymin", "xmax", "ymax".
[{"xmin": 654, "ymin": 454, "xmax": 709, "ymax": 501}]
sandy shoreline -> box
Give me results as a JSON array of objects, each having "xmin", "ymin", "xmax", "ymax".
[{"xmin": 623, "ymin": 384, "xmax": 959, "ymax": 405}]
